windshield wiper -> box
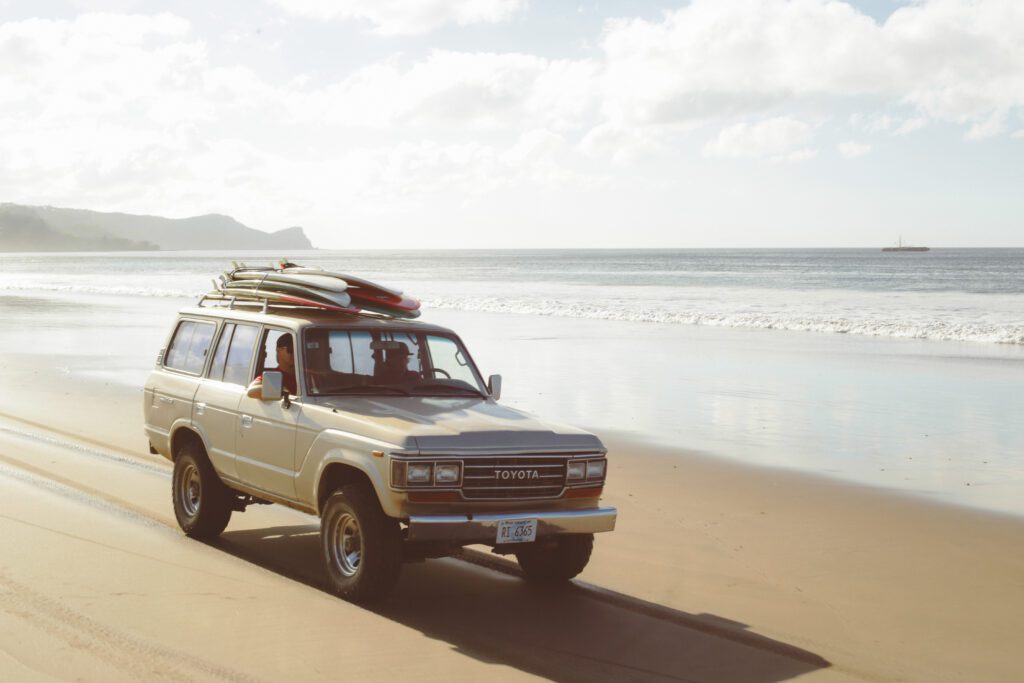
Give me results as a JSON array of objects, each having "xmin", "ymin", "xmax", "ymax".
[
  {"xmin": 328, "ymin": 385, "xmax": 412, "ymax": 396},
  {"xmin": 409, "ymin": 382, "xmax": 487, "ymax": 399}
]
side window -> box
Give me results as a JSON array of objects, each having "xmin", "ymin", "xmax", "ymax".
[
  {"xmin": 208, "ymin": 323, "xmax": 235, "ymax": 381},
  {"xmin": 165, "ymin": 320, "xmax": 216, "ymax": 375},
  {"xmin": 262, "ymin": 329, "xmax": 291, "ymax": 372},
  {"xmin": 223, "ymin": 324, "xmax": 259, "ymax": 386}
]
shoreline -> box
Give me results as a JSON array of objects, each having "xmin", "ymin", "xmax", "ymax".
[{"xmin": 2, "ymin": 329, "xmax": 1022, "ymax": 523}]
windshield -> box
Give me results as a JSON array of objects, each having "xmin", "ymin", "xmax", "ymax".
[{"xmin": 301, "ymin": 328, "xmax": 488, "ymax": 398}]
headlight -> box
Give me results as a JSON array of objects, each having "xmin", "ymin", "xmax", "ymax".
[
  {"xmin": 586, "ymin": 459, "xmax": 606, "ymax": 480},
  {"xmin": 434, "ymin": 463, "xmax": 461, "ymax": 485},
  {"xmin": 407, "ymin": 463, "xmax": 433, "ymax": 484},
  {"xmin": 391, "ymin": 461, "xmax": 407, "ymax": 487},
  {"xmin": 567, "ymin": 461, "xmax": 586, "ymax": 481}
]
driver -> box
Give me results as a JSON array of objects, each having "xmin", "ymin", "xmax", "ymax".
[
  {"xmin": 247, "ymin": 334, "xmax": 297, "ymax": 398},
  {"xmin": 378, "ymin": 343, "xmax": 418, "ymax": 384}
]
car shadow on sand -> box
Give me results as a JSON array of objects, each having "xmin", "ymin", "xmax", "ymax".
[{"xmin": 216, "ymin": 524, "xmax": 830, "ymax": 683}]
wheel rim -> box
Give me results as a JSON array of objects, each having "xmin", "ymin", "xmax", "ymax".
[
  {"xmin": 329, "ymin": 512, "xmax": 362, "ymax": 577},
  {"xmin": 179, "ymin": 462, "xmax": 201, "ymax": 517}
]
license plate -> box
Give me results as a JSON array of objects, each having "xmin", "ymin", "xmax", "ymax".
[{"xmin": 496, "ymin": 518, "xmax": 537, "ymax": 544}]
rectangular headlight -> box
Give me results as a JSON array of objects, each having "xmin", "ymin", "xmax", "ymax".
[
  {"xmin": 567, "ymin": 461, "xmax": 586, "ymax": 481},
  {"xmin": 407, "ymin": 463, "xmax": 433, "ymax": 484},
  {"xmin": 391, "ymin": 461, "xmax": 407, "ymax": 487},
  {"xmin": 586, "ymin": 460, "xmax": 606, "ymax": 480},
  {"xmin": 434, "ymin": 463, "xmax": 460, "ymax": 485}
]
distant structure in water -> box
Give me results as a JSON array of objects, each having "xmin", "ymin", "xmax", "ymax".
[{"xmin": 882, "ymin": 237, "xmax": 930, "ymax": 252}]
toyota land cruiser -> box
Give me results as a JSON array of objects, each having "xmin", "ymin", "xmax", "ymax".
[{"xmin": 144, "ymin": 304, "xmax": 617, "ymax": 602}]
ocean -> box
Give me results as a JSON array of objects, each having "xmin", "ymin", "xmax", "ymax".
[
  {"xmin": 1, "ymin": 248, "xmax": 1022, "ymax": 344},
  {"xmin": 1, "ymin": 248, "xmax": 1022, "ymax": 515}
]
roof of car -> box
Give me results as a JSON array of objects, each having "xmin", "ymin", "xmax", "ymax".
[{"xmin": 177, "ymin": 304, "xmax": 455, "ymax": 335}]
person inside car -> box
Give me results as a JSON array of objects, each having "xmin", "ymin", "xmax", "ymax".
[
  {"xmin": 377, "ymin": 342, "xmax": 418, "ymax": 384},
  {"xmin": 247, "ymin": 334, "xmax": 297, "ymax": 398}
]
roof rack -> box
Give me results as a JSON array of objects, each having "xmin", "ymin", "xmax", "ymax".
[
  {"xmin": 196, "ymin": 292, "xmax": 397, "ymax": 320},
  {"xmin": 198, "ymin": 293, "xmax": 269, "ymax": 312}
]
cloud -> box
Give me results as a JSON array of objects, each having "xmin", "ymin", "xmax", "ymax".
[
  {"xmin": 4, "ymin": 2, "xmax": 1022, "ymax": 242},
  {"xmin": 599, "ymin": 0, "xmax": 886, "ymax": 127},
  {"xmin": 702, "ymin": 117, "xmax": 816, "ymax": 161},
  {"xmin": 579, "ymin": 122, "xmax": 666, "ymax": 163},
  {"xmin": 850, "ymin": 113, "xmax": 928, "ymax": 136},
  {"xmin": 596, "ymin": 0, "xmax": 1024, "ymax": 138},
  {"xmin": 266, "ymin": 0, "xmax": 527, "ymax": 35},
  {"xmin": 0, "ymin": 12, "xmax": 602, "ymax": 232},
  {"xmin": 893, "ymin": 117, "xmax": 928, "ymax": 135},
  {"xmin": 838, "ymin": 141, "xmax": 872, "ymax": 158},
  {"xmin": 289, "ymin": 50, "xmax": 600, "ymax": 131}
]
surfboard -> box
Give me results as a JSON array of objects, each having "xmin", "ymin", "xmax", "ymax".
[
  {"xmin": 215, "ymin": 286, "xmax": 360, "ymax": 313},
  {"xmin": 347, "ymin": 287, "xmax": 421, "ymax": 313},
  {"xmin": 230, "ymin": 270, "xmax": 350, "ymax": 293},
  {"xmin": 276, "ymin": 261, "xmax": 420, "ymax": 313},
  {"xmin": 278, "ymin": 262, "xmax": 404, "ymax": 299},
  {"xmin": 344, "ymin": 298, "xmax": 421, "ymax": 319},
  {"xmin": 221, "ymin": 275, "xmax": 353, "ymax": 308},
  {"xmin": 206, "ymin": 259, "xmax": 421, "ymax": 319}
]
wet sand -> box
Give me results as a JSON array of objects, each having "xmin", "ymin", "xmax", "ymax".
[{"xmin": 1, "ymin": 352, "xmax": 1022, "ymax": 681}]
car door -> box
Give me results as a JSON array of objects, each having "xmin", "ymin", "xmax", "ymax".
[
  {"xmin": 192, "ymin": 322, "xmax": 259, "ymax": 481},
  {"xmin": 235, "ymin": 327, "xmax": 301, "ymax": 499}
]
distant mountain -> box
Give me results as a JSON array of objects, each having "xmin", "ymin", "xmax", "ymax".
[{"xmin": 0, "ymin": 203, "xmax": 315, "ymax": 251}]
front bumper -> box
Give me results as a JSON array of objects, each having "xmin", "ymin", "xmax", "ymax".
[{"xmin": 405, "ymin": 507, "xmax": 617, "ymax": 543}]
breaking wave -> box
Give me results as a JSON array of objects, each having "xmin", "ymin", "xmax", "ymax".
[
  {"xmin": 2, "ymin": 278, "xmax": 1021, "ymax": 346},
  {"xmin": 0, "ymin": 282, "xmax": 201, "ymax": 299},
  {"xmin": 426, "ymin": 296, "xmax": 1024, "ymax": 345}
]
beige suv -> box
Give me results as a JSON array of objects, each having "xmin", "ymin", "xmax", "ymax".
[{"xmin": 144, "ymin": 304, "xmax": 616, "ymax": 601}]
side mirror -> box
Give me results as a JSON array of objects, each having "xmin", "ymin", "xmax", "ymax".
[
  {"xmin": 487, "ymin": 374, "xmax": 502, "ymax": 401},
  {"xmin": 261, "ymin": 371, "xmax": 283, "ymax": 401}
]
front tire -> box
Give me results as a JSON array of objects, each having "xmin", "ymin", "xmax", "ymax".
[
  {"xmin": 321, "ymin": 483, "xmax": 403, "ymax": 603},
  {"xmin": 515, "ymin": 534, "xmax": 594, "ymax": 585},
  {"xmin": 172, "ymin": 444, "xmax": 232, "ymax": 539}
]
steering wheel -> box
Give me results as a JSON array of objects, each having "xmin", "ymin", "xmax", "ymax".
[{"xmin": 429, "ymin": 368, "xmax": 451, "ymax": 379}]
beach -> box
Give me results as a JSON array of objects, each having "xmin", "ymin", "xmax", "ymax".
[
  {"xmin": 1, "ymin": 347, "xmax": 1023, "ymax": 682},
  {"xmin": 1, "ymin": 249, "xmax": 1023, "ymax": 681}
]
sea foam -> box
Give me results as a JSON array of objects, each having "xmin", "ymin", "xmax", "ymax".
[{"xmin": 426, "ymin": 296, "xmax": 1024, "ymax": 345}]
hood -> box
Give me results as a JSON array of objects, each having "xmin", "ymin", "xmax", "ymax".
[{"xmin": 307, "ymin": 396, "xmax": 603, "ymax": 454}]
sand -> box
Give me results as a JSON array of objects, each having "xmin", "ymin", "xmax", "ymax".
[{"xmin": 1, "ymin": 353, "xmax": 1022, "ymax": 682}]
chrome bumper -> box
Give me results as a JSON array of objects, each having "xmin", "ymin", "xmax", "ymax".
[{"xmin": 406, "ymin": 507, "xmax": 617, "ymax": 543}]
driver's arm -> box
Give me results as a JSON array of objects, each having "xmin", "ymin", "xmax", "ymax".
[{"xmin": 246, "ymin": 375, "xmax": 263, "ymax": 398}]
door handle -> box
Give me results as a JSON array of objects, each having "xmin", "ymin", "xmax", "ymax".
[
  {"xmin": 159, "ymin": 396, "xmax": 174, "ymax": 405},
  {"xmin": 195, "ymin": 402, "xmax": 206, "ymax": 416},
  {"xmin": 241, "ymin": 415, "xmax": 254, "ymax": 428}
]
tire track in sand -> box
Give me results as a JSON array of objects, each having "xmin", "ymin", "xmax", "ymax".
[{"xmin": 0, "ymin": 570, "xmax": 260, "ymax": 683}]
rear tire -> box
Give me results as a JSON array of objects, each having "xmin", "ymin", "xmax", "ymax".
[
  {"xmin": 172, "ymin": 443, "xmax": 232, "ymax": 539},
  {"xmin": 321, "ymin": 483, "xmax": 403, "ymax": 603},
  {"xmin": 515, "ymin": 534, "xmax": 594, "ymax": 584}
]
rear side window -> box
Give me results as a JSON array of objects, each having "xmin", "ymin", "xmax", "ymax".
[
  {"xmin": 208, "ymin": 323, "xmax": 235, "ymax": 381},
  {"xmin": 164, "ymin": 320, "xmax": 216, "ymax": 375},
  {"xmin": 223, "ymin": 324, "xmax": 259, "ymax": 386}
]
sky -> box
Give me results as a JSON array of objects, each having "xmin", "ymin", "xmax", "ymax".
[{"xmin": 1, "ymin": 0, "xmax": 1022, "ymax": 248}]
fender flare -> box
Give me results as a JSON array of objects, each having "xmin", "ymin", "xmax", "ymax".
[{"xmin": 169, "ymin": 418, "xmax": 209, "ymax": 459}]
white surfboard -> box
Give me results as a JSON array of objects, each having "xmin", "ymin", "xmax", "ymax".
[{"xmin": 231, "ymin": 271, "xmax": 349, "ymax": 293}]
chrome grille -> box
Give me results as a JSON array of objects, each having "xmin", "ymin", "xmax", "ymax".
[{"xmin": 461, "ymin": 456, "xmax": 568, "ymax": 500}]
